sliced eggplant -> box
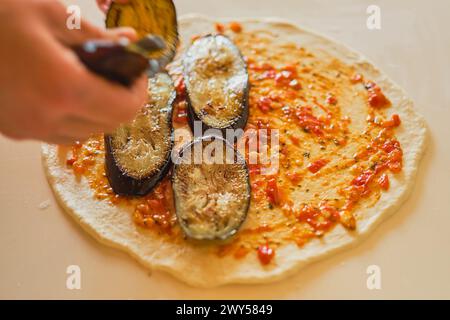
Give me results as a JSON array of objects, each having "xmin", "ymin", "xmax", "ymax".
[
  {"xmin": 106, "ymin": 0, "xmax": 178, "ymax": 66},
  {"xmin": 172, "ymin": 136, "xmax": 250, "ymax": 240},
  {"xmin": 105, "ymin": 73, "xmax": 176, "ymax": 196},
  {"xmin": 183, "ymin": 35, "xmax": 249, "ymax": 133}
]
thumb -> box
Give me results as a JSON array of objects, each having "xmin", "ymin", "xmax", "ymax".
[
  {"xmin": 47, "ymin": 1, "xmax": 136, "ymax": 46},
  {"xmin": 97, "ymin": 0, "xmax": 131, "ymax": 14}
]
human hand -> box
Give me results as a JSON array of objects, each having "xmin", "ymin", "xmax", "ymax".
[
  {"xmin": 0, "ymin": 0, "xmax": 146, "ymax": 144},
  {"xmin": 96, "ymin": 0, "xmax": 130, "ymax": 13}
]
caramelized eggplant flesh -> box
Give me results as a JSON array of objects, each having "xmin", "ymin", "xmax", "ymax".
[
  {"xmin": 106, "ymin": 0, "xmax": 178, "ymax": 66},
  {"xmin": 183, "ymin": 35, "xmax": 249, "ymax": 132},
  {"xmin": 172, "ymin": 136, "xmax": 250, "ymax": 240},
  {"xmin": 105, "ymin": 73, "xmax": 176, "ymax": 196}
]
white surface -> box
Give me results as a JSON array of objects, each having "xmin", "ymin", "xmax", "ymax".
[{"xmin": 0, "ymin": 0, "xmax": 449, "ymax": 299}]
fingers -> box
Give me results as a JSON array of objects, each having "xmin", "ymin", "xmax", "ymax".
[
  {"xmin": 40, "ymin": 1, "xmax": 105, "ymax": 45},
  {"xmin": 105, "ymin": 26, "xmax": 138, "ymax": 42},
  {"xmin": 45, "ymin": 74, "xmax": 146, "ymax": 144},
  {"xmin": 70, "ymin": 72, "xmax": 148, "ymax": 126},
  {"xmin": 47, "ymin": 115, "xmax": 115, "ymax": 145},
  {"xmin": 96, "ymin": 0, "xmax": 112, "ymax": 13},
  {"xmin": 97, "ymin": 0, "xmax": 130, "ymax": 14},
  {"xmin": 44, "ymin": 134, "xmax": 85, "ymax": 146},
  {"xmin": 37, "ymin": 1, "xmax": 146, "ymax": 143},
  {"xmin": 44, "ymin": 1, "xmax": 136, "ymax": 46}
]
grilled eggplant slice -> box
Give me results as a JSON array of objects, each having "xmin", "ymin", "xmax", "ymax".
[
  {"xmin": 105, "ymin": 73, "xmax": 176, "ymax": 196},
  {"xmin": 106, "ymin": 0, "xmax": 178, "ymax": 66},
  {"xmin": 172, "ymin": 136, "xmax": 250, "ymax": 240},
  {"xmin": 183, "ymin": 35, "xmax": 249, "ymax": 133}
]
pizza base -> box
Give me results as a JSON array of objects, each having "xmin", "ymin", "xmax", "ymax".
[{"xmin": 42, "ymin": 15, "xmax": 427, "ymax": 287}]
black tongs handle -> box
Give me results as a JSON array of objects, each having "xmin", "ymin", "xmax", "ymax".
[{"xmin": 73, "ymin": 36, "xmax": 165, "ymax": 87}]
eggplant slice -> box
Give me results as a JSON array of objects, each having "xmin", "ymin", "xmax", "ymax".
[
  {"xmin": 106, "ymin": 0, "xmax": 178, "ymax": 67},
  {"xmin": 183, "ymin": 35, "xmax": 249, "ymax": 133},
  {"xmin": 105, "ymin": 73, "xmax": 176, "ymax": 196},
  {"xmin": 172, "ymin": 136, "xmax": 251, "ymax": 240}
]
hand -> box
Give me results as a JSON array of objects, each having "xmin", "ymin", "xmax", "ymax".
[
  {"xmin": 96, "ymin": 0, "xmax": 129, "ymax": 13},
  {"xmin": 0, "ymin": 0, "xmax": 146, "ymax": 144}
]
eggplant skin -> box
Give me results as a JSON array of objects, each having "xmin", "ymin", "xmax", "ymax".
[
  {"xmin": 105, "ymin": 73, "xmax": 176, "ymax": 196},
  {"xmin": 183, "ymin": 35, "xmax": 249, "ymax": 135},
  {"xmin": 172, "ymin": 136, "xmax": 251, "ymax": 240},
  {"xmin": 106, "ymin": 0, "xmax": 178, "ymax": 65}
]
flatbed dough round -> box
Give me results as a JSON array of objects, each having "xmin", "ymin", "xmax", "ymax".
[{"xmin": 42, "ymin": 15, "xmax": 427, "ymax": 287}]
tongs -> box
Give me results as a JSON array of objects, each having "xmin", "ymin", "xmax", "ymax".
[{"xmin": 73, "ymin": 35, "xmax": 169, "ymax": 86}]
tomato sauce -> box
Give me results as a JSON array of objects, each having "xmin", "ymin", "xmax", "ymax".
[{"xmin": 65, "ymin": 24, "xmax": 404, "ymax": 266}]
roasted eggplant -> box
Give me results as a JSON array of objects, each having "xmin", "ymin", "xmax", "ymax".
[
  {"xmin": 172, "ymin": 136, "xmax": 251, "ymax": 240},
  {"xmin": 106, "ymin": 0, "xmax": 178, "ymax": 66},
  {"xmin": 183, "ymin": 34, "xmax": 249, "ymax": 134},
  {"xmin": 105, "ymin": 73, "xmax": 176, "ymax": 196}
]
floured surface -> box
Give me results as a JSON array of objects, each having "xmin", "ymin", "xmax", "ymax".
[{"xmin": 42, "ymin": 15, "xmax": 426, "ymax": 287}]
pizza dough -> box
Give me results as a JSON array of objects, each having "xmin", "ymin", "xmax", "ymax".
[{"xmin": 42, "ymin": 15, "xmax": 427, "ymax": 287}]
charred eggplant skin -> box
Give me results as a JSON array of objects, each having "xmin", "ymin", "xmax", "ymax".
[
  {"xmin": 172, "ymin": 136, "xmax": 251, "ymax": 240},
  {"xmin": 104, "ymin": 135, "xmax": 172, "ymax": 196},
  {"xmin": 183, "ymin": 35, "xmax": 249, "ymax": 136},
  {"xmin": 104, "ymin": 74, "xmax": 176, "ymax": 196}
]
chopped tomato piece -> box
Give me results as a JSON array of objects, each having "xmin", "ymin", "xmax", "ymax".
[
  {"xmin": 289, "ymin": 79, "xmax": 302, "ymax": 90},
  {"xmin": 289, "ymin": 135, "xmax": 300, "ymax": 146},
  {"xmin": 248, "ymin": 164, "xmax": 261, "ymax": 176},
  {"xmin": 297, "ymin": 204, "xmax": 335, "ymax": 232},
  {"xmin": 352, "ymin": 170, "xmax": 374, "ymax": 187},
  {"xmin": 382, "ymin": 114, "xmax": 401, "ymax": 128},
  {"xmin": 229, "ymin": 22, "xmax": 242, "ymax": 33},
  {"xmin": 286, "ymin": 172, "xmax": 302, "ymax": 184},
  {"xmin": 326, "ymin": 93, "xmax": 337, "ymax": 105},
  {"xmin": 351, "ymin": 73, "xmax": 363, "ymax": 83},
  {"xmin": 174, "ymin": 106, "xmax": 188, "ymax": 124},
  {"xmin": 294, "ymin": 106, "xmax": 325, "ymax": 136},
  {"xmin": 388, "ymin": 161, "xmax": 402, "ymax": 173},
  {"xmin": 73, "ymin": 163, "xmax": 85, "ymax": 175},
  {"xmin": 319, "ymin": 204, "xmax": 341, "ymax": 222},
  {"xmin": 257, "ymin": 243, "xmax": 275, "ymax": 265},
  {"xmin": 307, "ymin": 159, "xmax": 329, "ymax": 173},
  {"xmin": 381, "ymin": 139, "xmax": 401, "ymax": 153},
  {"xmin": 257, "ymin": 97, "xmax": 272, "ymax": 113},
  {"xmin": 174, "ymin": 76, "xmax": 186, "ymax": 99},
  {"xmin": 378, "ymin": 174, "xmax": 390, "ymax": 190},
  {"xmin": 262, "ymin": 69, "xmax": 276, "ymax": 79},
  {"xmin": 266, "ymin": 177, "xmax": 280, "ymax": 205},
  {"xmin": 365, "ymin": 81, "xmax": 390, "ymax": 108},
  {"xmin": 215, "ymin": 23, "xmax": 225, "ymax": 33}
]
